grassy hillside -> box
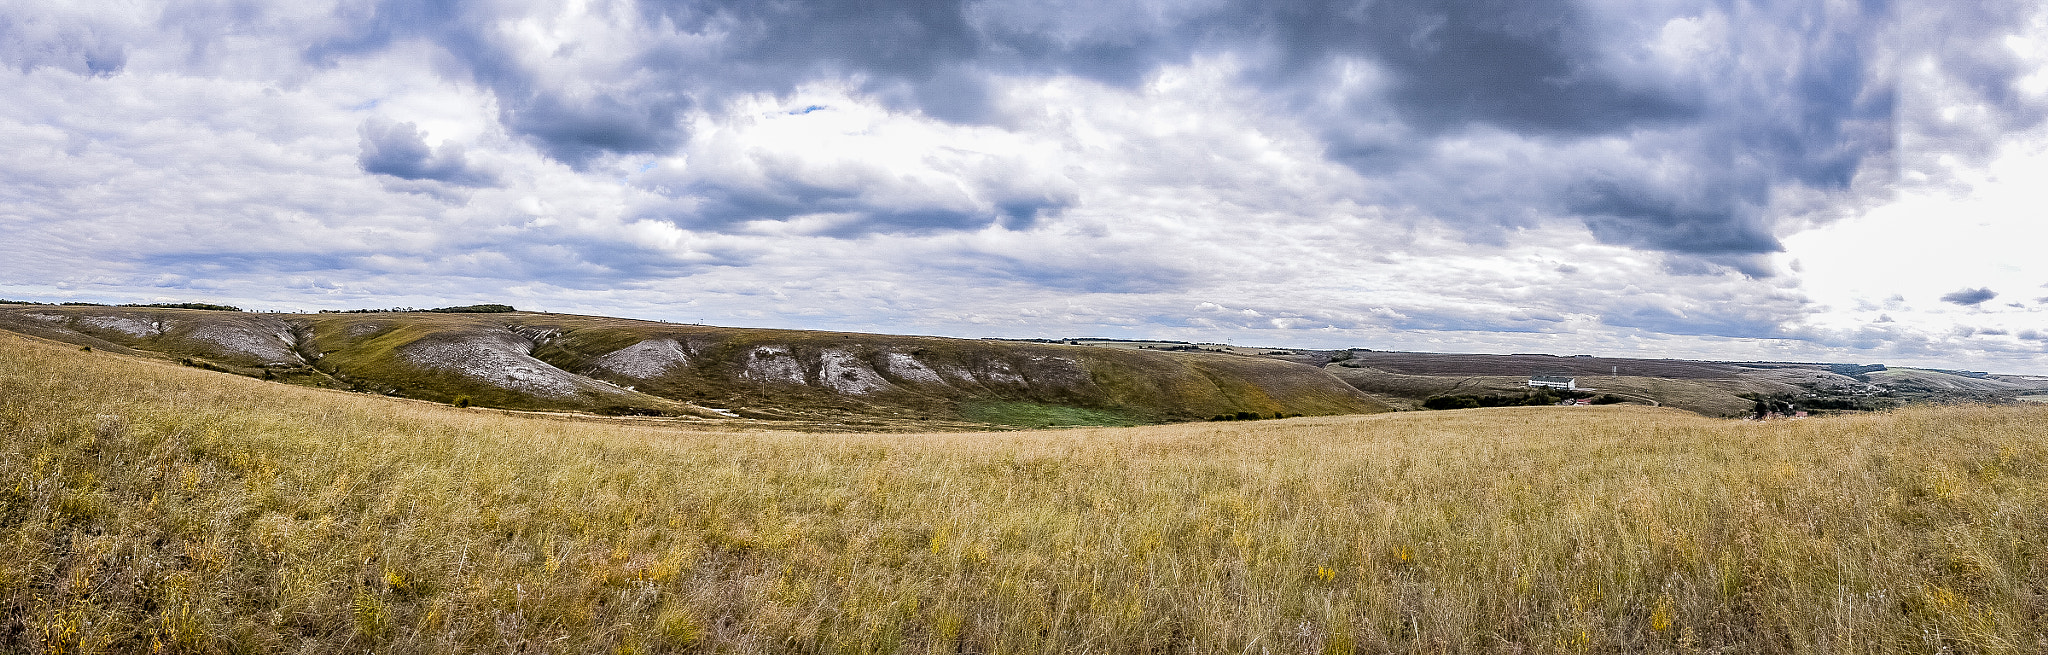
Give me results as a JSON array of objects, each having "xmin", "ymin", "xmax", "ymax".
[
  {"xmin": 1323, "ymin": 366, "xmax": 1806, "ymax": 416},
  {"xmin": 4, "ymin": 332, "xmax": 2046, "ymax": 653},
  {"xmin": 0, "ymin": 306, "xmax": 1388, "ymax": 428},
  {"xmin": 1318, "ymin": 351, "xmax": 2048, "ymax": 417}
]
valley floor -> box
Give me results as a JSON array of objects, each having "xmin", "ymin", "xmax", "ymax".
[{"xmin": 2, "ymin": 332, "xmax": 2045, "ymax": 653}]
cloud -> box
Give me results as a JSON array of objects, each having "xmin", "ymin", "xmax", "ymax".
[
  {"xmin": 502, "ymin": 92, "xmax": 692, "ymax": 169},
  {"xmin": 306, "ymin": 0, "xmax": 692, "ymax": 170},
  {"xmin": 290, "ymin": 0, "xmax": 1920, "ymax": 268},
  {"xmin": 1567, "ymin": 178, "xmax": 1780, "ymax": 257},
  {"xmin": 1252, "ymin": 0, "xmax": 1693, "ymax": 134},
  {"xmin": 636, "ymin": 92, "xmax": 1076, "ymax": 235},
  {"xmin": 356, "ymin": 118, "xmax": 496, "ymax": 187},
  {"xmin": 0, "ymin": 4, "xmax": 135, "ymax": 76},
  {"xmin": 1940, "ymin": 287, "xmax": 1999, "ymax": 305},
  {"xmin": 8, "ymin": 0, "xmax": 2048, "ymax": 376}
]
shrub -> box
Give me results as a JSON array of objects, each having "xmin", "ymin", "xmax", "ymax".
[
  {"xmin": 452, "ymin": 395, "xmax": 472, "ymax": 408},
  {"xmin": 1423, "ymin": 396, "xmax": 1483, "ymax": 410}
]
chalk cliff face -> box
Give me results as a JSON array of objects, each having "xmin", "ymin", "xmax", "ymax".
[{"xmin": 0, "ymin": 306, "xmax": 1391, "ymax": 426}]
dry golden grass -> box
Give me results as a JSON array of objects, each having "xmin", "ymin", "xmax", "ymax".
[{"xmin": 2, "ymin": 331, "xmax": 2046, "ymax": 653}]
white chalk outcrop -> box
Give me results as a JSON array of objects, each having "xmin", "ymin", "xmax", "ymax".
[
  {"xmin": 819, "ymin": 349, "xmax": 892, "ymax": 395},
  {"xmin": 975, "ymin": 360, "xmax": 1027, "ymax": 386},
  {"xmin": 741, "ymin": 346, "xmax": 806, "ymax": 384},
  {"xmin": 592, "ymin": 339, "xmax": 691, "ymax": 379},
  {"xmin": 79, "ymin": 315, "xmax": 164, "ymax": 338},
  {"xmin": 401, "ymin": 332, "xmax": 610, "ymax": 398},
  {"xmin": 189, "ymin": 322, "xmax": 301, "ymax": 365},
  {"xmin": 883, "ymin": 352, "xmax": 944, "ymax": 384}
]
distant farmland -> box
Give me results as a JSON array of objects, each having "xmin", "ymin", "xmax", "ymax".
[{"xmin": 3, "ymin": 331, "xmax": 2045, "ymax": 653}]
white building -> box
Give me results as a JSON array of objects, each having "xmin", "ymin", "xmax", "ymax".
[{"xmin": 1528, "ymin": 375, "xmax": 1576, "ymax": 390}]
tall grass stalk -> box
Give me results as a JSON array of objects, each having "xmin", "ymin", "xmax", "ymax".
[{"xmin": 1, "ymin": 332, "xmax": 2044, "ymax": 653}]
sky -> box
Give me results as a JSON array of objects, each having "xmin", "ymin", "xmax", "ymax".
[{"xmin": 2, "ymin": 0, "xmax": 2047, "ymax": 373}]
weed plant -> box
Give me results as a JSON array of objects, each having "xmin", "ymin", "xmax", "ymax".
[{"xmin": 1, "ymin": 332, "xmax": 2045, "ymax": 653}]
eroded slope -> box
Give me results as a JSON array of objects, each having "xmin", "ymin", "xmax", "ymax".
[{"xmin": 0, "ymin": 306, "xmax": 1388, "ymax": 427}]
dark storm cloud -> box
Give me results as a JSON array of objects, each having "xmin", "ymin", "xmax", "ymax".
[
  {"xmin": 357, "ymin": 119, "xmax": 496, "ymax": 187},
  {"xmin": 309, "ymin": 0, "xmax": 996, "ymax": 166},
  {"xmin": 309, "ymin": 0, "xmax": 1210, "ymax": 170},
  {"xmin": 295, "ymin": 0, "xmax": 2033, "ymax": 255},
  {"xmin": 640, "ymin": 0, "xmax": 980, "ymax": 79},
  {"xmin": 1226, "ymin": 0, "xmax": 1693, "ymax": 133},
  {"xmin": 636, "ymin": 0, "xmax": 1196, "ymax": 118},
  {"xmin": 308, "ymin": 0, "xmax": 691, "ymax": 169},
  {"xmin": 1568, "ymin": 180, "xmax": 1779, "ymax": 256},
  {"xmin": 1238, "ymin": 0, "xmax": 1893, "ymax": 263},
  {"xmin": 1940, "ymin": 288, "xmax": 1998, "ymax": 305},
  {"xmin": 501, "ymin": 92, "xmax": 692, "ymax": 168}
]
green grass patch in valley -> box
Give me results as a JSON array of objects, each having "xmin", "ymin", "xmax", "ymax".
[{"xmin": 958, "ymin": 400, "xmax": 1146, "ymax": 428}]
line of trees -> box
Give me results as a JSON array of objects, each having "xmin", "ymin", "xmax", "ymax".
[
  {"xmin": 0, "ymin": 300, "xmax": 242, "ymax": 311},
  {"xmin": 3, "ymin": 298, "xmax": 525, "ymax": 315},
  {"xmin": 1422, "ymin": 389, "xmax": 1627, "ymax": 410},
  {"xmin": 318, "ymin": 304, "xmax": 516, "ymax": 314}
]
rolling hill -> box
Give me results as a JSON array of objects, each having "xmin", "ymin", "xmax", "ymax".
[
  {"xmin": 0, "ymin": 305, "xmax": 1389, "ymax": 429},
  {"xmin": 4, "ymin": 303, "xmax": 2040, "ymax": 426},
  {"xmin": 1315, "ymin": 350, "xmax": 2048, "ymax": 417}
]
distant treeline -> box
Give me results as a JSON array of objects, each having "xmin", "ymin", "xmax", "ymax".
[
  {"xmin": 1422, "ymin": 389, "xmax": 1626, "ymax": 410},
  {"xmin": 1741, "ymin": 392, "xmax": 1888, "ymax": 417},
  {"xmin": 1074, "ymin": 337, "xmax": 1194, "ymax": 344},
  {"xmin": 0, "ymin": 300, "xmax": 242, "ymax": 311},
  {"xmin": 0, "ymin": 299, "xmax": 520, "ymax": 315},
  {"xmin": 1825, "ymin": 363, "xmax": 1887, "ymax": 377},
  {"xmin": 128, "ymin": 302, "xmax": 243, "ymax": 311},
  {"xmin": 318, "ymin": 304, "xmax": 517, "ymax": 314},
  {"xmin": 1925, "ymin": 368, "xmax": 1991, "ymax": 379}
]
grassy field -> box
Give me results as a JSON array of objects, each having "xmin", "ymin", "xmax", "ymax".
[
  {"xmin": 957, "ymin": 401, "xmax": 1146, "ymax": 429},
  {"xmin": 3, "ymin": 331, "xmax": 2046, "ymax": 653}
]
